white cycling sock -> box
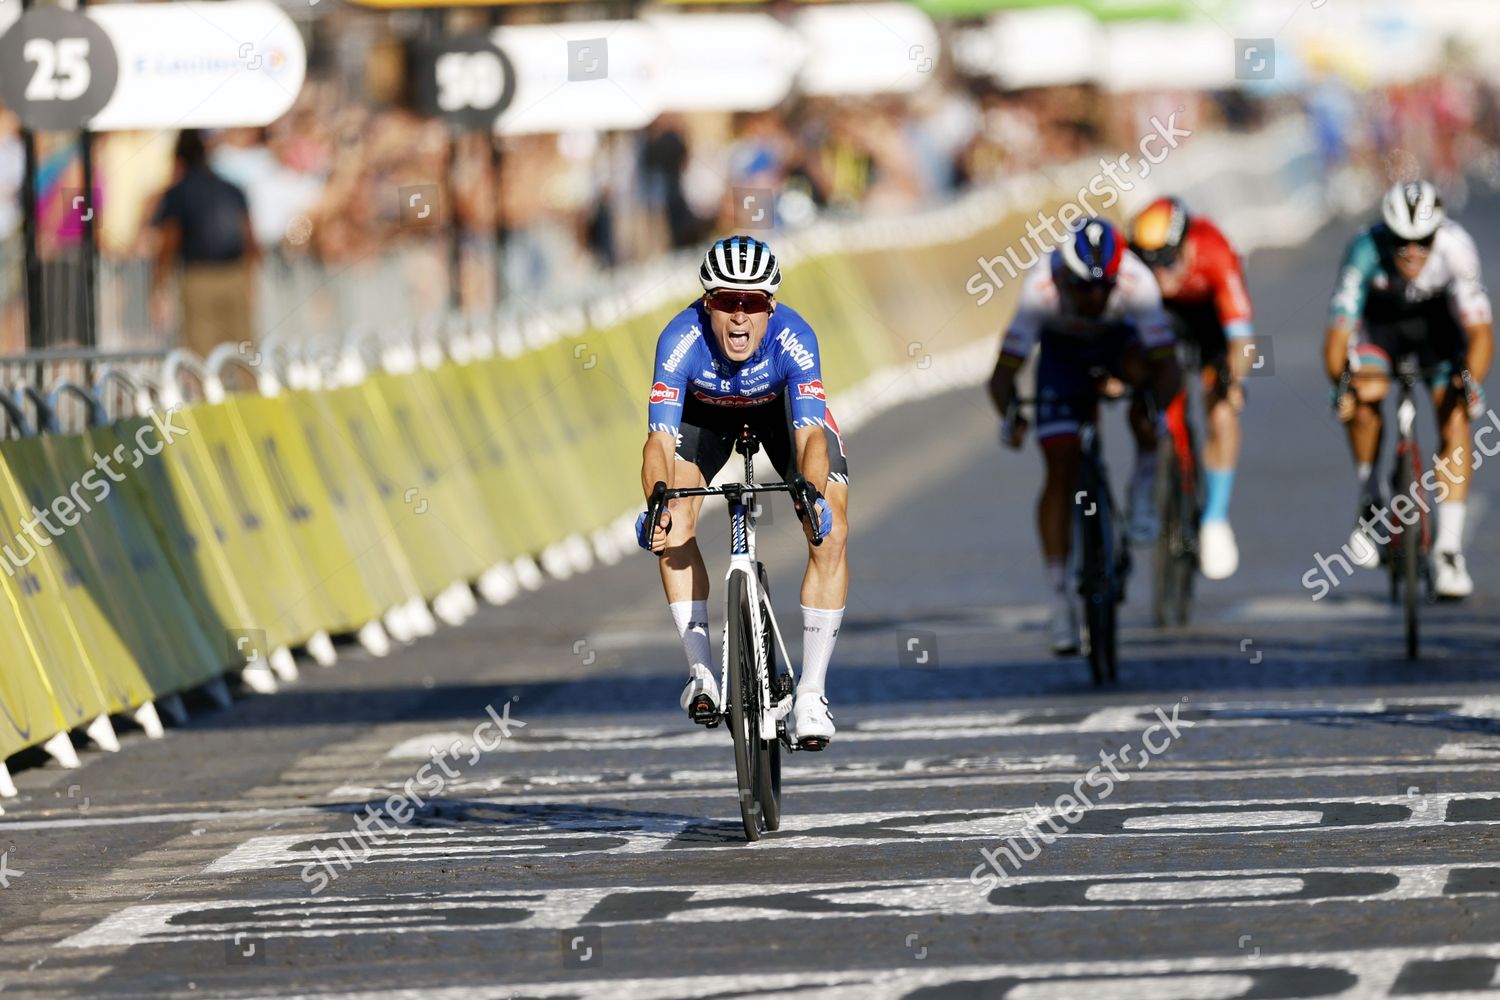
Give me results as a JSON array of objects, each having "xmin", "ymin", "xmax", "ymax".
[
  {"xmin": 1046, "ymin": 558, "xmax": 1069, "ymax": 599},
  {"xmin": 1436, "ymin": 500, "xmax": 1467, "ymax": 554},
  {"xmin": 799, "ymin": 605, "xmax": 844, "ymax": 698},
  {"xmin": 670, "ymin": 600, "xmax": 712, "ymax": 674}
]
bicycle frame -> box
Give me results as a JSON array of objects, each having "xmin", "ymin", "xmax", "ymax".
[{"xmin": 721, "ymin": 484, "xmax": 796, "ymax": 740}]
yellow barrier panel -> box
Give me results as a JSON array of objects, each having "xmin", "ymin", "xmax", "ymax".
[
  {"xmin": 81, "ymin": 424, "xmax": 226, "ymax": 689},
  {"xmin": 0, "ymin": 583, "xmax": 67, "ymax": 760},
  {"xmin": 113, "ymin": 415, "xmax": 256, "ymax": 671},
  {"xmin": 228, "ymin": 394, "xmax": 383, "ymax": 636},
  {"xmin": 164, "ymin": 405, "xmax": 317, "ymax": 653},
  {"xmin": 34, "ymin": 431, "xmax": 207, "ymax": 700},
  {"xmin": 321, "ymin": 382, "xmax": 457, "ymax": 599},
  {"xmin": 426, "ymin": 362, "xmax": 540, "ymax": 560},
  {"xmin": 0, "ymin": 439, "xmax": 131, "ymax": 726},
  {"xmin": 383, "ymin": 367, "xmax": 509, "ymax": 569},
  {"xmin": 286, "ymin": 389, "xmax": 417, "ymax": 614},
  {"xmin": 190, "ymin": 401, "xmax": 345, "ymax": 643}
]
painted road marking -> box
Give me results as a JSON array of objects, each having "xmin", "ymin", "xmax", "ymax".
[{"xmin": 59, "ymin": 870, "xmax": 1500, "ymax": 948}]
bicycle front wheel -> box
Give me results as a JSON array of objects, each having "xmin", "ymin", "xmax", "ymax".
[
  {"xmin": 1078, "ymin": 480, "xmax": 1112, "ymax": 687},
  {"xmin": 755, "ymin": 565, "xmax": 781, "ymax": 831},
  {"xmin": 1396, "ymin": 450, "xmax": 1420, "ymax": 660},
  {"xmin": 726, "ymin": 572, "xmax": 766, "ymax": 841}
]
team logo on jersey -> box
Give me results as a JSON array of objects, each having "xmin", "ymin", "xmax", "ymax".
[
  {"xmin": 775, "ymin": 328, "xmax": 816, "ymax": 372},
  {"xmin": 694, "ymin": 390, "xmax": 775, "ymax": 407},
  {"xmin": 662, "ymin": 330, "xmax": 697, "ymax": 374},
  {"xmin": 649, "ymin": 382, "xmax": 681, "ymax": 405},
  {"xmin": 796, "ymin": 379, "xmax": 826, "ymax": 401}
]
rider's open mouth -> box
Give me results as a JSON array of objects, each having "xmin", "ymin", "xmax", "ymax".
[{"xmin": 726, "ymin": 329, "xmax": 751, "ymax": 352}]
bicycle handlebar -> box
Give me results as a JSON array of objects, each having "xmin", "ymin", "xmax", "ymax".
[{"xmin": 643, "ymin": 473, "xmax": 823, "ymax": 552}]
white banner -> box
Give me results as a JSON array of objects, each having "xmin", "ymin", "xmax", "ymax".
[
  {"xmin": 88, "ymin": 1, "xmax": 305, "ymax": 131},
  {"xmin": 645, "ymin": 13, "xmax": 801, "ymax": 114},
  {"xmin": 794, "ymin": 3, "xmax": 940, "ymax": 97},
  {"xmin": 493, "ymin": 21, "xmax": 659, "ymax": 137}
]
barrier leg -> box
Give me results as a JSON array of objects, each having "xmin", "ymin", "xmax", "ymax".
[
  {"xmin": 406, "ymin": 596, "xmax": 438, "ymax": 636},
  {"xmin": 433, "ymin": 584, "xmax": 469, "ymax": 627},
  {"xmin": 383, "ymin": 605, "xmax": 414, "ymax": 644},
  {"xmin": 0, "ymin": 762, "xmax": 17, "ymax": 798},
  {"xmin": 85, "ymin": 714, "xmax": 121, "ymax": 753},
  {"xmin": 477, "ymin": 563, "xmax": 518, "ymax": 606},
  {"xmin": 452, "ymin": 582, "xmax": 478, "ymax": 618},
  {"xmin": 540, "ymin": 543, "xmax": 575, "ymax": 581},
  {"xmin": 204, "ymin": 678, "xmax": 234, "ymax": 709},
  {"xmin": 43, "ymin": 732, "xmax": 81, "ymax": 769},
  {"xmin": 306, "ymin": 631, "xmax": 337, "ymax": 668},
  {"xmin": 131, "ymin": 701, "xmax": 166, "ymax": 740},
  {"xmin": 513, "ymin": 557, "xmax": 544, "ymax": 591},
  {"xmin": 241, "ymin": 661, "xmax": 279, "ymax": 695},
  {"xmin": 159, "ymin": 693, "xmax": 189, "ymax": 726},
  {"xmin": 269, "ymin": 646, "xmax": 300, "ymax": 683},
  {"xmin": 357, "ymin": 620, "xmax": 391, "ymax": 657}
]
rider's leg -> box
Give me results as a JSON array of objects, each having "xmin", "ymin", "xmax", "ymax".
[
  {"xmin": 1199, "ymin": 364, "xmax": 1241, "ymax": 579},
  {"xmin": 658, "ymin": 461, "xmax": 716, "ymax": 710},
  {"xmin": 1040, "ymin": 434, "xmax": 1082, "ymax": 652},
  {"xmin": 1122, "ymin": 346, "xmax": 1160, "ymax": 543},
  {"xmin": 798, "ymin": 481, "xmax": 849, "ymax": 699},
  {"xmin": 1344, "ymin": 359, "xmax": 1390, "ymax": 568},
  {"xmin": 1431, "ymin": 381, "xmax": 1474, "ymax": 597}
]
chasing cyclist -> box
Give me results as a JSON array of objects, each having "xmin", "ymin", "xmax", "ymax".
[
  {"xmin": 988, "ymin": 219, "xmax": 1181, "ymax": 653},
  {"xmin": 1129, "ymin": 196, "xmax": 1256, "ymax": 580},
  {"xmin": 636, "ymin": 235, "xmax": 849, "ymax": 749},
  {"xmin": 1323, "ymin": 181, "xmax": 1493, "ymax": 599}
]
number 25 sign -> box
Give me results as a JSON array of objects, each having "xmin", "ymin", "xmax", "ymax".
[{"xmin": 0, "ymin": 8, "xmax": 119, "ymax": 131}]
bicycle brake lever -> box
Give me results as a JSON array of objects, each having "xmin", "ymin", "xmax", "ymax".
[{"xmin": 646, "ymin": 481, "xmax": 668, "ymax": 555}]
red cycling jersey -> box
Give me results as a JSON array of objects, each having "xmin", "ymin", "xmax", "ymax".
[{"xmin": 1158, "ymin": 217, "xmax": 1254, "ymax": 340}]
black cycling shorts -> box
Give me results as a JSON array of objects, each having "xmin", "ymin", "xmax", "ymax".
[
  {"xmin": 1164, "ymin": 300, "xmax": 1228, "ymax": 368},
  {"xmin": 675, "ymin": 391, "xmax": 850, "ymax": 486},
  {"xmin": 1355, "ymin": 298, "xmax": 1468, "ymax": 391}
]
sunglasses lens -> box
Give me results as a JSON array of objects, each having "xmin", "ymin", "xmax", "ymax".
[{"xmin": 710, "ymin": 293, "xmax": 769, "ymax": 314}]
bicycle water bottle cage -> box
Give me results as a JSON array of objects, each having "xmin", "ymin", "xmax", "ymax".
[{"xmin": 736, "ymin": 427, "xmax": 760, "ymax": 456}]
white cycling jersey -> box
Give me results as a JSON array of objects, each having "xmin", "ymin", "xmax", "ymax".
[{"xmin": 1000, "ymin": 249, "xmax": 1175, "ymax": 361}]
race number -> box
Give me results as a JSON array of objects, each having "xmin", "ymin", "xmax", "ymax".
[
  {"xmin": 0, "ymin": 8, "xmax": 119, "ymax": 130},
  {"xmin": 413, "ymin": 36, "xmax": 514, "ymax": 130}
]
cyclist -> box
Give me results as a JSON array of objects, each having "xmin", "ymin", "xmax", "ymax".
[
  {"xmin": 1128, "ymin": 196, "xmax": 1256, "ymax": 580},
  {"xmin": 635, "ymin": 235, "xmax": 849, "ymax": 749},
  {"xmin": 1323, "ymin": 181, "xmax": 1493, "ymax": 599},
  {"xmin": 988, "ymin": 219, "xmax": 1181, "ymax": 653}
]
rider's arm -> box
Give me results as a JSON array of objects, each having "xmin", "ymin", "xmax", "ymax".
[
  {"xmin": 794, "ymin": 426, "xmax": 830, "ymax": 495},
  {"xmin": 1443, "ymin": 223, "xmax": 1494, "ymax": 385},
  {"xmin": 1201, "ymin": 223, "xmax": 1257, "ymax": 380},
  {"xmin": 1324, "ymin": 232, "xmax": 1379, "ymax": 383},
  {"xmin": 780, "ymin": 320, "xmax": 834, "ymax": 495},
  {"xmin": 641, "ymin": 326, "xmax": 695, "ymax": 499},
  {"xmin": 988, "ymin": 270, "xmax": 1048, "ymax": 415},
  {"xmin": 1121, "ymin": 253, "xmax": 1182, "ymax": 403}
]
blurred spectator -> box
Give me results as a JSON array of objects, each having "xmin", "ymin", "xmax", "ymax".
[
  {"xmin": 640, "ymin": 116, "xmax": 704, "ymax": 249},
  {"xmin": 150, "ymin": 129, "xmax": 260, "ymax": 356}
]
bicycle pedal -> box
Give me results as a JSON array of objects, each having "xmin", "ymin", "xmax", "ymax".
[
  {"xmin": 796, "ymin": 736, "xmax": 829, "ymax": 752},
  {"xmin": 688, "ymin": 696, "xmax": 720, "ymax": 728}
]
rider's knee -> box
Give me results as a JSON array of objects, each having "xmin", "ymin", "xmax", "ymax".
[{"xmin": 1353, "ymin": 378, "xmax": 1390, "ymax": 405}]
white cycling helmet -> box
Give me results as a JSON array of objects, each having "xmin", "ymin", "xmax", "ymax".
[
  {"xmin": 1382, "ymin": 181, "xmax": 1444, "ymax": 241},
  {"xmin": 699, "ymin": 235, "xmax": 782, "ymax": 295}
]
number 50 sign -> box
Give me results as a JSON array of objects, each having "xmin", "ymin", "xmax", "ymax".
[{"xmin": 0, "ymin": 8, "xmax": 119, "ymax": 131}]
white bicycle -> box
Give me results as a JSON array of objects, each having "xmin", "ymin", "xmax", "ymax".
[{"xmin": 644, "ymin": 427, "xmax": 821, "ymax": 841}]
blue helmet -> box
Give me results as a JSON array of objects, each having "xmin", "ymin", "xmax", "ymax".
[{"xmin": 1053, "ymin": 218, "xmax": 1125, "ymax": 287}]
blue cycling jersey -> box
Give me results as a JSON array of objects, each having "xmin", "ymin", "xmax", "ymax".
[{"xmin": 647, "ymin": 300, "xmax": 828, "ymax": 435}]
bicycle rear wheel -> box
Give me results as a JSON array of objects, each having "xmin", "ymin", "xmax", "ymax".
[
  {"xmin": 1078, "ymin": 476, "xmax": 1112, "ymax": 687},
  {"xmin": 1395, "ymin": 450, "xmax": 1420, "ymax": 660},
  {"xmin": 726, "ymin": 572, "xmax": 766, "ymax": 840}
]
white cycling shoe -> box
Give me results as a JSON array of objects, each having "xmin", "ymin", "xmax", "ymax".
[
  {"xmin": 1347, "ymin": 523, "xmax": 1382, "ymax": 570},
  {"xmin": 1199, "ymin": 520, "xmax": 1239, "ymax": 580},
  {"xmin": 793, "ymin": 691, "xmax": 834, "ymax": 750},
  {"xmin": 1049, "ymin": 597, "xmax": 1080, "ymax": 656},
  {"xmin": 680, "ymin": 665, "xmax": 721, "ymax": 726},
  {"xmin": 1434, "ymin": 551, "xmax": 1474, "ymax": 600}
]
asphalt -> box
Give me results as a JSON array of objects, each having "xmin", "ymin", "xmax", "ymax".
[{"xmin": 2, "ymin": 190, "xmax": 1500, "ymax": 999}]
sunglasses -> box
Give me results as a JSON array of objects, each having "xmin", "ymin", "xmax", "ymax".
[
  {"xmin": 706, "ymin": 291, "xmax": 772, "ymax": 315},
  {"xmin": 1395, "ymin": 235, "xmax": 1435, "ymax": 259}
]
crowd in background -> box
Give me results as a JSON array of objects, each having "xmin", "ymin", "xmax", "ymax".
[{"xmin": 3, "ymin": 31, "xmax": 1500, "ymax": 353}]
